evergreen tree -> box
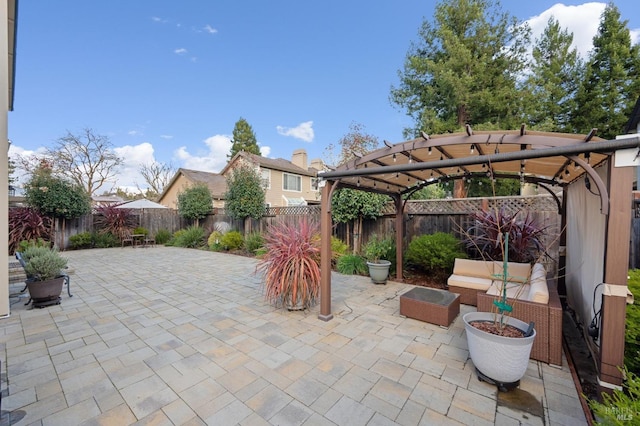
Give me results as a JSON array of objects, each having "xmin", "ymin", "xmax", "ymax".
[
  {"xmin": 572, "ymin": 4, "xmax": 640, "ymax": 139},
  {"xmin": 224, "ymin": 163, "xmax": 265, "ymax": 222},
  {"xmin": 325, "ymin": 123, "xmax": 389, "ymax": 252},
  {"xmin": 177, "ymin": 184, "xmax": 213, "ymax": 226},
  {"xmin": 229, "ymin": 118, "xmax": 261, "ymax": 158},
  {"xmin": 390, "ymin": 0, "xmax": 530, "ymax": 136},
  {"xmin": 524, "ymin": 17, "xmax": 582, "ymax": 132}
]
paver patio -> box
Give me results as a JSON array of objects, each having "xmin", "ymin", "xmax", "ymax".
[{"xmin": 1, "ymin": 247, "xmax": 588, "ymax": 425}]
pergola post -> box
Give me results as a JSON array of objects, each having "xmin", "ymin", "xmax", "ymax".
[
  {"xmin": 318, "ymin": 181, "xmax": 333, "ymax": 321},
  {"xmin": 394, "ymin": 196, "xmax": 404, "ymax": 281},
  {"xmin": 558, "ymin": 187, "xmax": 568, "ymax": 297},
  {"xmin": 599, "ymin": 155, "xmax": 633, "ymax": 387}
]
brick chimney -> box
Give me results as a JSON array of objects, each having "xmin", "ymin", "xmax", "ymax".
[
  {"xmin": 291, "ymin": 149, "xmax": 307, "ymax": 169},
  {"xmin": 310, "ymin": 158, "xmax": 325, "ymax": 171}
]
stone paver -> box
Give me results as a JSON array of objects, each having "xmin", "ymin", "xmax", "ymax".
[{"xmin": 1, "ymin": 247, "xmax": 589, "ymax": 425}]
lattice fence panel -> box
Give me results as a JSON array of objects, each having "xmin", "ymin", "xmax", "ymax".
[{"xmin": 399, "ymin": 194, "xmax": 560, "ymax": 215}]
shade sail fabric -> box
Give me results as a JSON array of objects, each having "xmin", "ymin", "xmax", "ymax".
[{"xmin": 115, "ymin": 199, "xmax": 167, "ymax": 209}]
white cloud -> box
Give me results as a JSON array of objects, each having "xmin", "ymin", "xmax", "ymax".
[
  {"xmin": 174, "ymin": 134, "xmax": 272, "ymax": 172},
  {"xmin": 203, "ymin": 24, "xmax": 218, "ymax": 34},
  {"xmin": 128, "ymin": 130, "xmax": 142, "ymax": 136},
  {"xmin": 276, "ymin": 121, "xmax": 314, "ymax": 142},
  {"xmin": 113, "ymin": 142, "xmax": 156, "ymax": 193},
  {"xmin": 174, "ymin": 134, "xmax": 232, "ymax": 172},
  {"xmin": 174, "ymin": 48, "xmax": 188, "ymax": 55},
  {"xmin": 151, "ymin": 16, "xmax": 168, "ymax": 24},
  {"xmin": 525, "ymin": 2, "xmax": 606, "ymax": 58},
  {"xmin": 8, "ymin": 144, "xmax": 47, "ymax": 186},
  {"xmin": 159, "ymin": 134, "xmax": 173, "ymax": 140}
]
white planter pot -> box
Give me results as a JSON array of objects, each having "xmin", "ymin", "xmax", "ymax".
[
  {"xmin": 463, "ymin": 311, "xmax": 536, "ymax": 386},
  {"xmin": 366, "ymin": 260, "xmax": 391, "ymax": 284}
]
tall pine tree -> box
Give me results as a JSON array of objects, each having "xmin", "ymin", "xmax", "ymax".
[
  {"xmin": 572, "ymin": 4, "xmax": 640, "ymax": 139},
  {"xmin": 229, "ymin": 117, "xmax": 261, "ymax": 158},
  {"xmin": 390, "ymin": 0, "xmax": 530, "ymax": 137},
  {"xmin": 524, "ymin": 17, "xmax": 582, "ymax": 132}
]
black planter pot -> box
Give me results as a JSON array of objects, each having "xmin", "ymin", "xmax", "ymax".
[{"xmin": 25, "ymin": 276, "xmax": 65, "ymax": 308}]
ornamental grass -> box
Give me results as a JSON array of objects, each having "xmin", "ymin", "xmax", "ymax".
[{"xmin": 257, "ymin": 219, "xmax": 321, "ymax": 310}]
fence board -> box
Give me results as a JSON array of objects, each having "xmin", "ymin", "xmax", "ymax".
[{"xmin": 19, "ymin": 196, "xmax": 561, "ymax": 276}]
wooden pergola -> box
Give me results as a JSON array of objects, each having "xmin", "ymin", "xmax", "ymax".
[{"xmin": 317, "ymin": 128, "xmax": 640, "ymax": 387}]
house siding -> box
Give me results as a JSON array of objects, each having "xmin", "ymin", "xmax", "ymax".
[{"xmin": 158, "ymin": 174, "xmax": 225, "ymax": 209}]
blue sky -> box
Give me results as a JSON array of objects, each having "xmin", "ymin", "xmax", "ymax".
[{"xmin": 9, "ymin": 1, "xmax": 640, "ymax": 193}]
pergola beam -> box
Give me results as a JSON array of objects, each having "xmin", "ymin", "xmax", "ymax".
[{"xmin": 319, "ymin": 137, "xmax": 640, "ymax": 179}]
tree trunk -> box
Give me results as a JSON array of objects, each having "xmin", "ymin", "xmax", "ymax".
[
  {"xmin": 354, "ymin": 216, "xmax": 363, "ymax": 254},
  {"xmin": 454, "ymin": 180, "xmax": 468, "ymax": 198}
]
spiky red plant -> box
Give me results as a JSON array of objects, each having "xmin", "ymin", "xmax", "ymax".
[
  {"xmin": 465, "ymin": 208, "xmax": 549, "ymax": 263},
  {"xmin": 256, "ymin": 219, "xmax": 321, "ymax": 310},
  {"xmin": 8, "ymin": 207, "xmax": 52, "ymax": 254},
  {"xmin": 94, "ymin": 204, "xmax": 137, "ymax": 240}
]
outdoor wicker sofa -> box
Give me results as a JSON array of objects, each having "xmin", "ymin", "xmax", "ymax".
[
  {"xmin": 477, "ymin": 282, "xmax": 563, "ymax": 365},
  {"xmin": 447, "ymin": 258, "xmax": 562, "ymax": 365}
]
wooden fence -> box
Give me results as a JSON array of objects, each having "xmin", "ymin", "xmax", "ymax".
[{"xmin": 39, "ymin": 195, "xmax": 562, "ymax": 276}]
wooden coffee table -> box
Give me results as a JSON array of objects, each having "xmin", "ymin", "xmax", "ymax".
[{"xmin": 400, "ymin": 287, "xmax": 460, "ymax": 327}]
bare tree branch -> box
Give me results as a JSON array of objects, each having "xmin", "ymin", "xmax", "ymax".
[
  {"xmin": 46, "ymin": 128, "xmax": 124, "ymax": 195},
  {"xmin": 138, "ymin": 161, "xmax": 176, "ymax": 199}
]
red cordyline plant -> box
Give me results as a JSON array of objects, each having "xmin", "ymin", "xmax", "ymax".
[
  {"xmin": 256, "ymin": 218, "xmax": 321, "ymax": 310},
  {"xmin": 8, "ymin": 207, "xmax": 52, "ymax": 254},
  {"xmin": 93, "ymin": 204, "xmax": 137, "ymax": 240},
  {"xmin": 465, "ymin": 208, "xmax": 549, "ymax": 264}
]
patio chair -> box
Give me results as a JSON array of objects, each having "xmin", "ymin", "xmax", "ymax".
[
  {"xmin": 144, "ymin": 234, "xmax": 156, "ymax": 247},
  {"xmin": 122, "ymin": 231, "xmax": 135, "ymax": 248}
]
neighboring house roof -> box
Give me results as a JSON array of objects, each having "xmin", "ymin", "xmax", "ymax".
[
  {"xmin": 115, "ymin": 199, "xmax": 167, "ymax": 209},
  {"xmin": 159, "ymin": 168, "xmax": 227, "ymax": 201},
  {"xmin": 220, "ymin": 152, "xmax": 317, "ymax": 177},
  {"xmin": 625, "ymin": 96, "xmax": 640, "ymax": 134},
  {"xmin": 92, "ymin": 195, "xmax": 125, "ymax": 204}
]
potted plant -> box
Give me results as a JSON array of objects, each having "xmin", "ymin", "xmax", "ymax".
[
  {"xmin": 462, "ymin": 209, "xmax": 547, "ymax": 391},
  {"xmin": 256, "ymin": 219, "xmax": 321, "ymax": 310},
  {"xmin": 22, "ymin": 246, "xmax": 68, "ymax": 308},
  {"xmin": 363, "ymin": 234, "xmax": 394, "ymax": 284}
]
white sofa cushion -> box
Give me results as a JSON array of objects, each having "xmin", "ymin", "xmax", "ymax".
[
  {"xmin": 486, "ymin": 281, "xmax": 530, "ymax": 300},
  {"xmin": 527, "ymin": 263, "xmax": 549, "ymax": 303},
  {"xmin": 493, "ymin": 261, "xmax": 531, "ymax": 283},
  {"xmin": 452, "ymin": 258, "xmax": 494, "ymax": 279},
  {"xmin": 447, "ymin": 274, "xmax": 492, "ymax": 291}
]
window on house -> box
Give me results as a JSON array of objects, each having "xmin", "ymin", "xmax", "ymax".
[
  {"xmin": 311, "ymin": 177, "xmax": 319, "ymax": 191},
  {"xmin": 260, "ymin": 169, "xmax": 271, "ymax": 189},
  {"xmin": 283, "ymin": 173, "xmax": 301, "ymax": 191}
]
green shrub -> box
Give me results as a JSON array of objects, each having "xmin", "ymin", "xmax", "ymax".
[
  {"xmin": 406, "ymin": 232, "xmax": 466, "ymax": 273},
  {"xmin": 17, "ymin": 238, "xmax": 50, "ymax": 254},
  {"xmin": 588, "ymin": 368, "xmax": 639, "ymax": 424},
  {"xmin": 221, "ymin": 231, "xmax": 244, "ymax": 251},
  {"xmin": 337, "ymin": 254, "xmax": 368, "ymax": 275},
  {"xmin": 154, "ymin": 229, "xmax": 172, "ymax": 245},
  {"xmin": 626, "ymin": 270, "xmax": 640, "ymax": 375},
  {"xmin": 363, "ymin": 234, "xmax": 395, "ymax": 263},
  {"xmin": 331, "ymin": 236, "xmax": 349, "ymax": 264},
  {"xmin": 208, "ymin": 231, "xmax": 224, "ymax": 251},
  {"xmin": 133, "ymin": 226, "xmax": 148, "ymax": 236},
  {"xmin": 172, "ymin": 226, "xmax": 206, "ymax": 248},
  {"xmin": 23, "ymin": 247, "xmax": 68, "ymax": 281},
  {"xmin": 244, "ymin": 232, "xmax": 264, "ymax": 254},
  {"xmin": 93, "ymin": 232, "xmax": 119, "ymax": 248},
  {"xmin": 70, "ymin": 232, "xmax": 93, "ymax": 249},
  {"xmin": 166, "ymin": 229, "xmax": 184, "ymax": 246}
]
